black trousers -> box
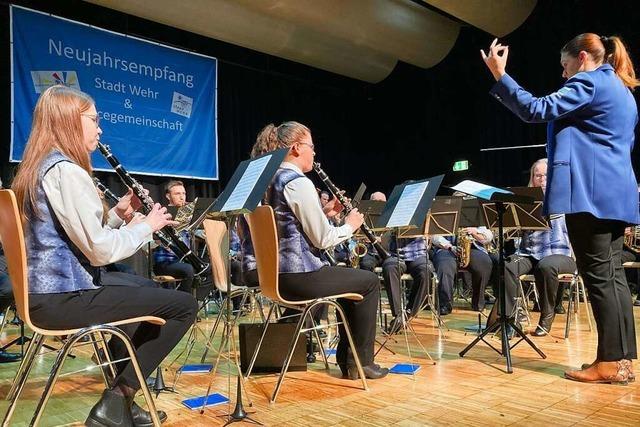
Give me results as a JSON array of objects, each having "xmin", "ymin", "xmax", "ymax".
[
  {"xmin": 493, "ymin": 254, "xmax": 576, "ymax": 325},
  {"xmin": 154, "ymin": 261, "xmax": 194, "ymax": 294},
  {"xmin": 279, "ymin": 266, "xmax": 379, "ymax": 367},
  {"xmin": 381, "ymin": 256, "xmax": 431, "ymax": 318},
  {"xmin": 565, "ymin": 212, "xmax": 637, "ymax": 361},
  {"xmin": 359, "ymin": 253, "xmax": 380, "ymax": 272},
  {"xmin": 30, "ymin": 286, "xmax": 197, "ymax": 390},
  {"xmin": 433, "ymin": 248, "xmax": 493, "ymax": 311}
]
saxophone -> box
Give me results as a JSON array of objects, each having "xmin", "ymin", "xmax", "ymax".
[
  {"xmin": 349, "ymin": 240, "xmax": 368, "ymax": 269},
  {"xmin": 173, "ymin": 200, "xmax": 197, "ymax": 233},
  {"xmin": 457, "ymin": 230, "xmax": 472, "ymax": 268}
]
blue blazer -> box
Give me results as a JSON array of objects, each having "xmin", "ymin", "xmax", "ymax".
[{"xmin": 490, "ymin": 64, "xmax": 639, "ymax": 224}]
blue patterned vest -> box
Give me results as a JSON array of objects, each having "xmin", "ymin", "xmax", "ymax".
[
  {"xmin": 391, "ymin": 237, "xmax": 427, "ymax": 262},
  {"xmin": 238, "ymin": 217, "xmax": 256, "ymax": 272},
  {"xmin": 26, "ymin": 151, "xmax": 100, "ymax": 294},
  {"xmin": 267, "ymin": 168, "xmax": 327, "ymax": 273}
]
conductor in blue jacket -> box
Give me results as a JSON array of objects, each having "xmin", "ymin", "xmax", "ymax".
[{"xmin": 482, "ymin": 33, "xmax": 638, "ymax": 384}]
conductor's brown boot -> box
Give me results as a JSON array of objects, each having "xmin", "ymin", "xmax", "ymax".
[{"xmin": 565, "ymin": 360, "xmax": 631, "ymax": 385}]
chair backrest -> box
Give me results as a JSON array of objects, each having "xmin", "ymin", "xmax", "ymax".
[
  {"xmin": 202, "ymin": 219, "xmax": 230, "ymax": 292},
  {"xmin": 0, "ymin": 190, "xmax": 32, "ymax": 329},
  {"xmin": 245, "ymin": 205, "xmax": 283, "ymax": 303}
]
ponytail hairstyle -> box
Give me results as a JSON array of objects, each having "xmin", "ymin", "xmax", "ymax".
[
  {"xmin": 12, "ymin": 85, "xmax": 95, "ymax": 221},
  {"xmin": 251, "ymin": 121, "xmax": 310, "ymax": 158},
  {"xmin": 562, "ymin": 33, "xmax": 640, "ymax": 89}
]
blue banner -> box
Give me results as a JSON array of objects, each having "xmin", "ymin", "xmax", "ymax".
[{"xmin": 11, "ymin": 6, "xmax": 218, "ymax": 180}]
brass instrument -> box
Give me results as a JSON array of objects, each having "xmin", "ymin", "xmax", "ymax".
[
  {"xmin": 625, "ymin": 226, "xmax": 640, "ymax": 253},
  {"xmin": 457, "ymin": 230, "xmax": 472, "ymax": 268},
  {"xmin": 349, "ymin": 241, "xmax": 368, "ymax": 269},
  {"xmin": 173, "ymin": 200, "xmax": 197, "ymax": 233}
]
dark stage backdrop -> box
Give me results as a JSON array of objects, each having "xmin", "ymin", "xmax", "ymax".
[{"xmin": 1, "ymin": 0, "xmax": 639, "ymax": 202}]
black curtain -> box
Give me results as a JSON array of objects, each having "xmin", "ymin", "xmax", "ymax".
[{"xmin": 1, "ymin": 0, "xmax": 639, "ymax": 201}]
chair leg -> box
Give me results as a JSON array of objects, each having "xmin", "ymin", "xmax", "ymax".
[
  {"xmin": 271, "ymin": 306, "xmax": 309, "ymax": 403},
  {"xmin": 564, "ymin": 281, "xmax": 575, "ymax": 339},
  {"xmin": 91, "ymin": 332, "xmax": 115, "ymax": 388},
  {"xmin": 6, "ymin": 332, "xmax": 40, "ymax": 401},
  {"xmin": 200, "ymin": 296, "xmax": 228, "ymax": 363},
  {"xmin": 30, "ymin": 330, "xmax": 91, "ymax": 426},
  {"xmin": 329, "ymin": 301, "xmax": 368, "ymax": 392},
  {"xmin": 2, "ymin": 334, "xmax": 44, "ymax": 427},
  {"xmin": 107, "ymin": 327, "xmax": 161, "ymax": 427},
  {"xmin": 0, "ymin": 306, "xmax": 11, "ymax": 339},
  {"xmin": 579, "ymin": 278, "xmax": 593, "ymax": 332},
  {"xmin": 245, "ymin": 303, "xmax": 275, "ymax": 380},
  {"xmin": 310, "ymin": 317, "xmax": 329, "ymax": 371}
]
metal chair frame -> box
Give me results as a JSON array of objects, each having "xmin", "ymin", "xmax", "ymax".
[
  {"xmin": 0, "ymin": 189, "xmax": 164, "ymax": 427},
  {"xmin": 243, "ymin": 206, "xmax": 368, "ymax": 403}
]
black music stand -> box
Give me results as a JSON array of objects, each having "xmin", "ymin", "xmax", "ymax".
[
  {"xmin": 193, "ymin": 148, "xmax": 288, "ymax": 425},
  {"xmin": 374, "ymin": 175, "xmax": 443, "ymax": 373},
  {"xmin": 456, "ymin": 181, "xmax": 546, "ymax": 373}
]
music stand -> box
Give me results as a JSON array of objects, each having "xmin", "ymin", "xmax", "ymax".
[
  {"xmin": 482, "ymin": 186, "xmax": 547, "ymax": 240},
  {"xmin": 456, "ymin": 181, "xmax": 546, "ymax": 373},
  {"xmin": 190, "ymin": 148, "xmax": 288, "ymax": 424},
  {"xmin": 374, "ymin": 175, "xmax": 443, "ymax": 375}
]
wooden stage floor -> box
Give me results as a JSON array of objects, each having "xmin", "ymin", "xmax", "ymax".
[{"xmin": 0, "ymin": 302, "xmax": 639, "ymax": 426}]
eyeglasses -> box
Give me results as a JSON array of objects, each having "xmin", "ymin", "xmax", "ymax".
[
  {"xmin": 534, "ymin": 174, "xmax": 547, "ymax": 179},
  {"xmin": 81, "ymin": 113, "xmax": 100, "ymax": 127},
  {"xmin": 298, "ymin": 142, "xmax": 315, "ymax": 150}
]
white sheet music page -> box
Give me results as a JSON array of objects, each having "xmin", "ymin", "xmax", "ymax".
[
  {"xmin": 221, "ymin": 155, "xmax": 271, "ymax": 212},
  {"xmin": 451, "ymin": 180, "xmax": 512, "ymax": 200},
  {"xmin": 386, "ymin": 180, "xmax": 429, "ymax": 228}
]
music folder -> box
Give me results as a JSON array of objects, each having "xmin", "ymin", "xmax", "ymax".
[
  {"xmin": 210, "ymin": 148, "xmax": 289, "ymax": 216},
  {"xmin": 377, "ymin": 175, "xmax": 444, "ymax": 231}
]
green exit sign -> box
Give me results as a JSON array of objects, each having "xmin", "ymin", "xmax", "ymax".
[{"xmin": 452, "ymin": 160, "xmax": 469, "ymax": 172}]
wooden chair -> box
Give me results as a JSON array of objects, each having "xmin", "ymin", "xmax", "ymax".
[
  {"xmin": 0, "ymin": 189, "xmax": 164, "ymax": 427},
  {"xmin": 244, "ymin": 206, "xmax": 368, "ymax": 403},
  {"xmin": 198, "ymin": 219, "xmax": 263, "ymax": 364}
]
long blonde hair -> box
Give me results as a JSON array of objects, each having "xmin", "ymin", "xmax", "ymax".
[
  {"xmin": 528, "ymin": 158, "xmax": 548, "ymax": 187},
  {"xmin": 12, "ymin": 85, "xmax": 95, "ymax": 221}
]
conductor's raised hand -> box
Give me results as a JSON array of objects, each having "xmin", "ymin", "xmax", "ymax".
[
  {"xmin": 144, "ymin": 203, "xmax": 178, "ymax": 232},
  {"xmin": 481, "ymin": 38, "xmax": 509, "ymax": 81}
]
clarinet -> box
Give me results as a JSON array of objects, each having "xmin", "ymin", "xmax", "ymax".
[
  {"xmin": 96, "ymin": 142, "xmax": 210, "ymax": 276},
  {"xmin": 93, "ymin": 177, "xmax": 177, "ymax": 251},
  {"xmin": 313, "ymin": 162, "xmax": 390, "ymax": 260}
]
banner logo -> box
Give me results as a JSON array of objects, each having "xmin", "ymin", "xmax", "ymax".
[{"xmin": 30, "ymin": 71, "xmax": 81, "ymax": 93}]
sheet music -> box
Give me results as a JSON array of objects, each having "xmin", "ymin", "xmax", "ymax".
[
  {"xmin": 451, "ymin": 180, "xmax": 512, "ymax": 201},
  {"xmin": 386, "ymin": 180, "xmax": 429, "ymax": 228},
  {"xmin": 220, "ymin": 155, "xmax": 271, "ymax": 212}
]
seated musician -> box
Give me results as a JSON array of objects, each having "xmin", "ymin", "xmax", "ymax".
[
  {"xmin": 489, "ymin": 158, "xmax": 576, "ymax": 336},
  {"xmin": 432, "ymin": 223, "xmax": 494, "ymax": 315},
  {"xmin": 153, "ymin": 180, "xmax": 197, "ymax": 295},
  {"xmin": 11, "ymin": 85, "xmax": 196, "ymax": 426},
  {"xmin": 257, "ymin": 121, "xmax": 388, "ymax": 380},
  {"xmin": 381, "ymin": 225, "xmax": 432, "ymax": 332},
  {"xmin": 359, "ymin": 192, "xmax": 386, "ymax": 272}
]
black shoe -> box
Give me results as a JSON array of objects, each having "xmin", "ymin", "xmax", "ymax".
[
  {"xmin": 85, "ymin": 388, "xmax": 134, "ymax": 427},
  {"xmin": 484, "ymin": 293, "xmax": 496, "ymax": 304},
  {"xmin": 634, "ymin": 299, "xmax": 640, "ymax": 307},
  {"xmin": 530, "ymin": 326, "xmax": 548, "ymax": 337},
  {"xmin": 554, "ymin": 305, "xmax": 566, "ymax": 314},
  {"xmin": 130, "ymin": 401, "xmax": 167, "ymax": 427},
  {"xmin": 347, "ymin": 364, "xmax": 389, "ymax": 380},
  {"xmin": 385, "ymin": 317, "xmax": 403, "ymax": 335},
  {"xmin": 439, "ymin": 305, "xmax": 452, "ymax": 316},
  {"xmin": 0, "ymin": 350, "xmax": 21, "ymax": 363}
]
